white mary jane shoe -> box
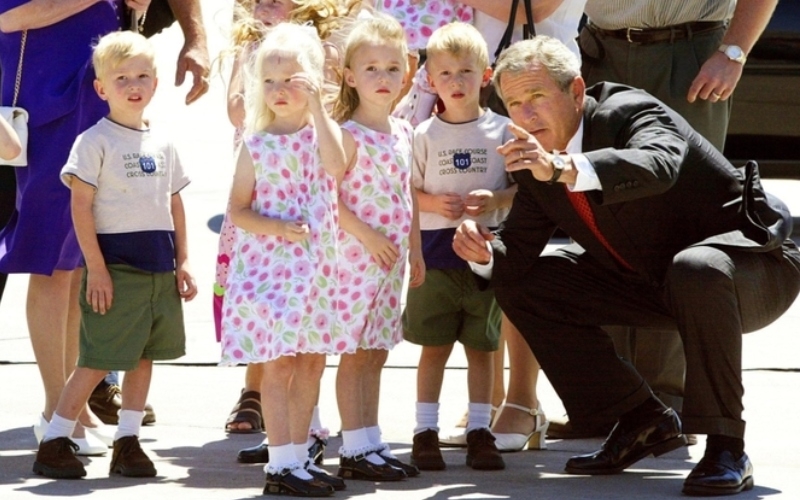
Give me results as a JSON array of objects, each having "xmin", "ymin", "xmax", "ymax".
[
  {"xmin": 84, "ymin": 424, "xmax": 115, "ymax": 447},
  {"xmin": 72, "ymin": 431, "xmax": 109, "ymax": 456},
  {"xmin": 33, "ymin": 413, "xmax": 48, "ymax": 443},
  {"xmin": 438, "ymin": 431, "xmax": 467, "ymax": 448},
  {"xmin": 492, "ymin": 403, "xmax": 549, "ymax": 452}
]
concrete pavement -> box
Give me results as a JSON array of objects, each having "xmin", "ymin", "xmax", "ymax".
[{"xmin": 2, "ymin": 1, "xmax": 800, "ymax": 498}]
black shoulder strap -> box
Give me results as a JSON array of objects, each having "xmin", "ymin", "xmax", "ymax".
[
  {"xmin": 495, "ymin": 1, "xmax": 537, "ymax": 62},
  {"xmin": 523, "ymin": 0, "xmax": 536, "ymax": 39}
]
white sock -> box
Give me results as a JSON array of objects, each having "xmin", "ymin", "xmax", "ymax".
[
  {"xmin": 365, "ymin": 425, "xmax": 381, "ymax": 447},
  {"xmin": 341, "ymin": 428, "xmax": 385, "ymax": 464},
  {"xmin": 367, "ymin": 425, "xmax": 395, "ymax": 459},
  {"xmin": 294, "ymin": 443, "xmax": 309, "ymax": 464},
  {"xmin": 413, "ymin": 402, "xmax": 439, "ymax": 435},
  {"xmin": 306, "ymin": 406, "xmax": 327, "ymax": 448},
  {"xmin": 265, "ymin": 443, "xmax": 312, "ymax": 479},
  {"xmin": 466, "ymin": 402, "xmax": 493, "ymax": 433},
  {"xmin": 43, "ymin": 413, "xmax": 76, "ymax": 442},
  {"xmin": 341, "ymin": 428, "xmax": 372, "ymax": 455},
  {"xmin": 115, "ymin": 410, "xmax": 144, "ymax": 441},
  {"xmin": 309, "ymin": 406, "xmax": 322, "ymax": 432}
]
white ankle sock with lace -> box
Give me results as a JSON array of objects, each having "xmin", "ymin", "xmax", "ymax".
[
  {"xmin": 294, "ymin": 443, "xmax": 309, "ymax": 463},
  {"xmin": 341, "ymin": 428, "xmax": 384, "ymax": 464},
  {"xmin": 266, "ymin": 443, "xmax": 313, "ymax": 479},
  {"xmin": 367, "ymin": 425, "xmax": 396, "ymax": 459}
]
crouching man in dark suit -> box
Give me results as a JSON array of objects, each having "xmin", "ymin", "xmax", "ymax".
[{"xmin": 452, "ymin": 36, "xmax": 800, "ymax": 496}]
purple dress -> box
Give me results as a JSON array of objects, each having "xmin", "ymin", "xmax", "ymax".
[{"xmin": 0, "ymin": 0, "xmax": 123, "ymax": 275}]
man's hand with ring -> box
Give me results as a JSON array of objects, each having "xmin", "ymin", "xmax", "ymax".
[{"xmin": 687, "ymin": 50, "xmax": 743, "ymax": 103}]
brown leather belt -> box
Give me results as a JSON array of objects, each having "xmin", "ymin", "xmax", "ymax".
[{"xmin": 587, "ymin": 21, "xmax": 726, "ymax": 44}]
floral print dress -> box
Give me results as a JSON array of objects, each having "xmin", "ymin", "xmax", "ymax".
[
  {"xmin": 336, "ymin": 118, "xmax": 414, "ymax": 351},
  {"xmin": 220, "ymin": 124, "xmax": 343, "ymax": 364},
  {"xmin": 376, "ymin": 0, "xmax": 473, "ymax": 51}
]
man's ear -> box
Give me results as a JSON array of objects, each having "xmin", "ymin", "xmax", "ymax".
[
  {"xmin": 571, "ymin": 75, "xmax": 586, "ymax": 109},
  {"xmin": 93, "ymin": 79, "xmax": 108, "ymax": 101},
  {"xmin": 481, "ymin": 66, "xmax": 493, "ymax": 88}
]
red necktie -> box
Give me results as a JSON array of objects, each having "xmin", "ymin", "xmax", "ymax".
[{"xmin": 564, "ymin": 185, "xmax": 634, "ymax": 271}]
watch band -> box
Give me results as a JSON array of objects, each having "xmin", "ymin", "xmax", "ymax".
[{"xmin": 547, "ymin": 152, "xmax": 565, "ymax": 185}]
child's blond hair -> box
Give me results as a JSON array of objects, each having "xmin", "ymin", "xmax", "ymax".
[
  {"xmin": 425, "ymin": 22, "xmax": 490, "ymax": 71},
  {"xmin": 231, "ymin": 0, "xmax": 359, "ymax": 47},
  {"xmin": 92, "ymin": 31, "xmax": 156, "ymax": 80},
  {"xmin": 244, "ymin": 23, "xmax": 326, "ymax": 133},
  {"xmin": 331, "ymin": 14, "xmax": 408, "ymax": 123}
]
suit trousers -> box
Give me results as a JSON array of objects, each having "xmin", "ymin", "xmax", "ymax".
[
  {"xmin": 578, "ymin": 24, "xmax": 733, "ymax": 415},
  {"xmin": 495, "ymin": 242, "xmax": 800, "ymax": 438}
]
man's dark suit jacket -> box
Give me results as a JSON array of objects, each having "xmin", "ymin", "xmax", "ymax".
[{"xmin": 491, "ymin": 82, "xmax": 793, "ymax": 288}]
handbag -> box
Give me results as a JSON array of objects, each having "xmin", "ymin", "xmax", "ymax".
[
  {"xmin": 128, "ymin": 0, "xmax": 177, "ymax": 38},
  {"xmin": 481, "ymin": 0, "xmax": 536, "ymax": 116},
  {"xmin": 1, "ymin": 30, "xmax": 28, "ymax": 167}
]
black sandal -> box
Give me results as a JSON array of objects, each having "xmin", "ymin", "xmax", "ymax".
[{"xmin": 225, "ymin": 389, "xmax": 263, "ymax": 434}]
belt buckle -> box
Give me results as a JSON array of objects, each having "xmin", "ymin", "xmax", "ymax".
[{"xmin": 626, "ymin": 27, "xmax": 643, "ymax": 43}]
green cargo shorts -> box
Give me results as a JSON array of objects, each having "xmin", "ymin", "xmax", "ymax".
[
  {"xmin": 402, "ymin": 268, "xmax": 500, "ymax": 351},
  {"xmin": 78, "ymin": 264, "xmax": 186, "ymax": 370}
]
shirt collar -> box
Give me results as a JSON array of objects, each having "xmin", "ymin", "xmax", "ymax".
[{"xmin": 565, "ymin": 119, "xmax": 584, "ymax": 155}]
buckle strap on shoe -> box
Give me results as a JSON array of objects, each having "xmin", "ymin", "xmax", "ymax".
[
  {"xmin": 504, "ymin": 402, "xmax": 542, "ymax": 417},
  {"xmin": 338, "ymin": 444, "xmax": 382, "ymax": 461}
]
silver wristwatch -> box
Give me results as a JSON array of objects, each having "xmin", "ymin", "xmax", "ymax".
[
  {"xmin": 718, "ymin": 44, "xmax": 747, "ymax": 64},
  {"xmin": 548, "ymin": 152, "xmax": 566, "ymax": 185}
]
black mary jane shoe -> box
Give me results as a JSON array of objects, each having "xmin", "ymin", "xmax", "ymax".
[
  {"xmin": 564, "ymin": 408, "xmax": 688, "ymax": 475},
  {"xmin": 308, "ymin": 436, "xmax": 327, "ymax": 465},
  {"xmin": 237, "ymin": 443, "xmax": 269, "ymax": 464},
  {"xmin": 337, "ymin": 453, "xmax": 406, "ymax": 481},
  {"xmin": 307, "ymin": 464, "xmax": 346, "ymax": 491},
  {"xmin": 263, "ymin": 470, "xmax": 334, "ymax": 497},
  {"xmin": 381, "ymin": 455, "xmax": 420, "ymax": 477},
  {"xmin": 683, "ymin": 450, "xmax": 754, "ymax": 496}
]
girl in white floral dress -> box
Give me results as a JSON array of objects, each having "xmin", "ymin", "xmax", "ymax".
[
  {"xmin": 329, "ymin": 16, "xmax": 425, "ymax": 482},
  {"xmin": 220, "ymin": 23, "xmax": 348, "ymax": 497}
]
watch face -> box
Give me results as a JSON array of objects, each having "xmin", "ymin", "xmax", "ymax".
[{"xmin": 726, "ymin": 45, "xmax": 744, "ymax": 60}]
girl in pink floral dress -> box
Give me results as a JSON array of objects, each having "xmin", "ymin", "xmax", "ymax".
[
  {"xmin": 329, "ymin": 16, "xmax": 425, "ymax": 481},
  {"xmin": 371, "ymin": 0, "xmax": 474, "ymax": 126},
  {"xmin": 220, "ymin": 23, "xmax": 348, "ymax": 497},
  {"xmin": 217, "ymin": 0, "xmax": 354, "ymax": 438}
]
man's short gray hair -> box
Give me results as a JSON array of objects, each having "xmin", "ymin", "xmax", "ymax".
[{"xmin": 492, "ymin": 36, "xmax": 581, "ymax": 102}]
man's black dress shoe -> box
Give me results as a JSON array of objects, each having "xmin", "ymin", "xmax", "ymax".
[
  {"xmin": 683, "ymin": 450, "xmax": 754, "ymax": 496},
  {"xmin": 237, "ymin": 443, "xmax": 269, "ymax": 464},
  {"xmin": 565, "ymin": 408, "xmax": 687, "ymax": 475},
  {"xmin": 547, "ymin": 418, "xmax": 615, "ymax": 440}
]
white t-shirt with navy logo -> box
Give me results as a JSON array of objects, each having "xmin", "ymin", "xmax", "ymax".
[
  {"xmin": 412, "ymin": 109, "xmax": 514, "ymax": 269},
  {"xmin": 60, "ymin": 117, "xmax": 190, "ymax": 272}
]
